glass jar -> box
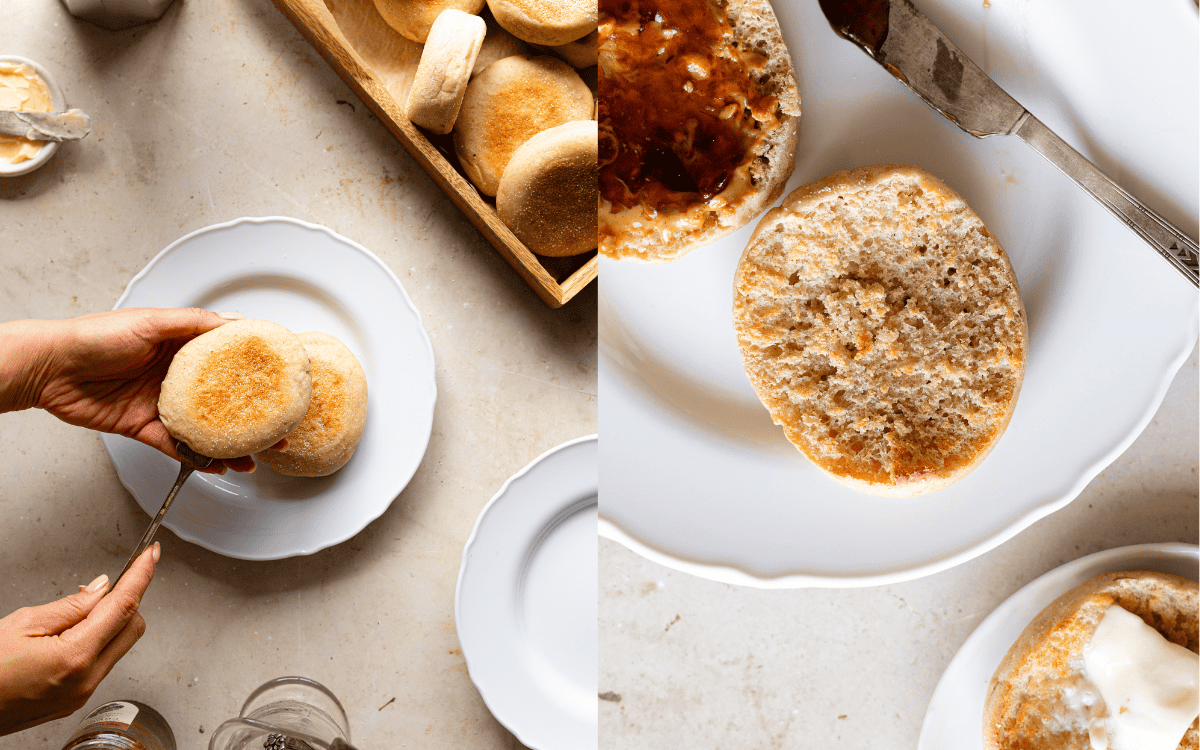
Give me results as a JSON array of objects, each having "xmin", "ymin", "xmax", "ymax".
[{"xmin": 59, "ymin": 700, "xmax": 176, "ymax": 750}]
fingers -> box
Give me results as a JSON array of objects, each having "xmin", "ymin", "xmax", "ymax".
[
  {"xmin": 11, "ymin": 575, "xmax": 110, "ymax": 637},
  {"xmin": 131, "ymin": 307, "xmax": 240, "ymax": 345},
  {"xmin": 63, "ymin": 543, "xmax": 158, "ymax": 656},
  {"xmin": 88, "ymin": 612, "xmax": 146, "ymax": 689}
]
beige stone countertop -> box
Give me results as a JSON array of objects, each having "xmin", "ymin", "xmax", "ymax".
[
  {"xmin": 599, "ymin": 347, "xmax": 1197, "ymax": 748},
  {"xmin": 0, "ymin": 0, "xmax": 594, "ymax": 748}
]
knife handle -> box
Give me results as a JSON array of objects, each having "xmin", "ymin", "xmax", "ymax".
[{"xmin": 1013, "ymin": 112, "xmax": 1199, "ymax": 287}]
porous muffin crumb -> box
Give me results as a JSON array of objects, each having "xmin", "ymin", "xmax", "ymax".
[{"xmin": 734, "ymin": 164, "xmax": 1027, "ymax": 496}]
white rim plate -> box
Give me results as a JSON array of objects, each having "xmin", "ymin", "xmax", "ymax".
[
  {"xmin": 101, "ymin": 216, "xmax": 436, "ymax": 560},
  {"xmin": 918, "ymin": 543, "xmax": 1200, "ymax": 749},
  {"xmin": 598, "ymin": 0, "xmax": 1199, "ymax": 587},
  {"xmin": 455, "ymin": 436, "xmax": 598, "ymax": 750}
]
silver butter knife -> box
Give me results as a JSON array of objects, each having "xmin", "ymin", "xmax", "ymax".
[
  {"xmin": 818, "ymin": 0, "xmax": 1200, "ymax": 287},
  {"xmin": 111, "ymin": 441, "xmax": 212, "ymax": 589},
  {"xmin": 0, "ymin": 108, "xmax": 92, "ymax": 141}
]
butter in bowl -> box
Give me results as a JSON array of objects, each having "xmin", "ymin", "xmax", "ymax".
[{"xmin": 0, "ymin": 55, "xmax": 90, "ymax": 177}]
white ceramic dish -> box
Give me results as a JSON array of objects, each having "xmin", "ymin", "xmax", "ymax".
[
  {"xmin": 918, "ymin": 543, "xmax": 1200, "ymax": 749},
  {"xmin": 598, "ymin": 0, "xmax": 1199, "ymax": 587},
  {"xmin": 455, "ymin": 436, "xmax": 598, "ymax": 750},
  {"xmin": 0, "ymin": 55, "xmax": 65, "ymax": 177},
  {"xmin": 100, "ymin": 217, "xmax": 436, "ymax": 560}
]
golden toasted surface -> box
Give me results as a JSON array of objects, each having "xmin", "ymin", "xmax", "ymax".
[
  {"xmin": 734, "ymin": 165, "xmax": 1026, "ymax": 496},
  {"xmin": 496, "ymin": 119, "xmax": 597, "ymax": 256},
  {"xmin": 454, "ymin": 55, "xmax": 592, "ymax": 196},
  {"xmin": 373, "ymin": 0, "xmax": 485, "ymax": 43},
  {"xmin": 984, "ymin": 571, "xmax": 1199, "ymax": 750},
  {"xmin": 256, "ymin": 332, "xmax": 368, "ymax": 477},
  {"xmin": 189, "ymin": 337, "xmax": 287, "ymax": 430},
  {"xmin": 158, "ymin": 319, "xmax": 312, "ymax": 459},
  {"xmin": 487, "ymin": 0, "xmax": 596, "ymax": 46}
]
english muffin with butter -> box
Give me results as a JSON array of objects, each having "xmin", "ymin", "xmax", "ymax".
[
  {"xmin": 599, "ymin": 0, "xmax": 799, "ymax": 262},
  {"xmin": 158, "ymin": 319, "xmax": 312, "ymax": 459},
  {"xmin": 373, "ymin": 0, "xmax": 486, "ymax": 43},
  {"xmin": 496, "ymin": 119, "xmax": 597, "ymax": 257},
  {"xmin": 453, "ymin": 54, "xmax": 592, "ymax": 196},
  {"xmin": 985, "ymin": 570, "xmax": 1198, "ymax": 750},
  {"xmin": 255, "ymin": 332, "xmax": 368, "ymax": 477},
  {"xmin": 734, "ymin": 165, "xmax": 1026, "ymax": 497}
]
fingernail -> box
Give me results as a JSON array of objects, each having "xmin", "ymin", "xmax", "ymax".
[
  {"xmin": 86, "ymin": 574, "xmax": 109, "ymax": 593},
  {"xmin": 151, "ymin": 542, "xmax": 161, "ymax": 562},
  {"xmin": 216, "ymin": 311, "xmax": 246, "ymax": 320}
]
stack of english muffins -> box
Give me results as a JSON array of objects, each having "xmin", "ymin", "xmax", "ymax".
[{"xmin": 379, "ymin": 0, "xmax": 598, "ymax": 258}]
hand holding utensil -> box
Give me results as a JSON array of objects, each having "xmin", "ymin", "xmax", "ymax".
[{"xmin": 111, "ymin": 441, "xmax": 212, "ymax": 589}]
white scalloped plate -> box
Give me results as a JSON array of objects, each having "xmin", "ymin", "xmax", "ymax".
[
  {"xmin": 101, "ymin": 217, "xmax": 436, "ymax": 560},
  {"xmin": 919, "ymin": 543, "xmax": 1200, "ymax": 749},
  {"xmin": 598, "ymin": 0, "xmax": 1199, "ymax": 587},
  {"xmin": 456, "ymin": 436, "xmax": 598, "ymax": 750}
]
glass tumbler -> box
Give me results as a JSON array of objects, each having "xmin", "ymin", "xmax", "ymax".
[{"xmin": 208, "ymin": 677, "xmax": 354, "ymax": 750}]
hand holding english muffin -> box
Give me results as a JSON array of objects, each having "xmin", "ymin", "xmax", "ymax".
[
  {"xmin": 0, "ymin": 308, "xmax": 273, "ymax": 474},
  {"xmin": 158, "ymin": 319, "xmax": 369, "ymax": 477}
]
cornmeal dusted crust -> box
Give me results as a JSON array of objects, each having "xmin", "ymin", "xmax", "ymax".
[
  {"xmin": 598, "ymin": 0, "xmax": 799, "ymax": 263},
  {"xmin": 496, "ymin": 119, "xmax": 597, "ymax": 256},
  {"xmin": 733, "ymin": 164, "xmax": 1026, "ymax": 496},
  {"xmin": 158, "ymin": 319, "xmax": 312, "ymax": 459},
  {"xmin": 454, "ymin": 54, "xmax": 593, "ymax": 197},
  {"xmin": 256, "ymin": 332, "xmax": 368, "ymax": 477},
  {"xmin": 984, "ymin": 570, "xmax": 1199, "ymax": 750}
]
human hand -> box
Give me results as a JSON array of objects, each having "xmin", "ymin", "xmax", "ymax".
[
  {"xmin": 0, "ymin": 544, "xmax": 159, "ymax": 736},
  {"xmin": 0, "ymin": 308, "xmax": 282, "ymax": 473}
]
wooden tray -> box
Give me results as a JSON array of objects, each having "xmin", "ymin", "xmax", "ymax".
[{"xmin": 269, "ymin": 0, "xmax": 597, "ymax": 308}]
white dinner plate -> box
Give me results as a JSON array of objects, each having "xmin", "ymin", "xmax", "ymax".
[
  {"xmin": 100, "ymin": 217, "xmax": 436, "ymax": 560},
  {"xmin": 918, "ymin": 543, "xmax": 1200, "ymax": 749},
  {"xmin": 456, "ymin": 436, "xmax": 598, "ymax": 750},
  {"xmin": 598, "ymin": 0, "xmax": 1199, "ymax": 587}
]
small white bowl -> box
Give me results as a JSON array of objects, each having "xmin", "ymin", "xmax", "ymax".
[{"xmin": 0, "ymin": 55, "xmax": 66, "ymax": 177}]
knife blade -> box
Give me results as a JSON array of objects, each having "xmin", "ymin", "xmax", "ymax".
[
  {"xmin": 0, "ymin": 108, "xmax": 92, "ymax": 142},
  {"xmin": 818, "ymin": 0, "xmax": 1200, "ymax": 287}
]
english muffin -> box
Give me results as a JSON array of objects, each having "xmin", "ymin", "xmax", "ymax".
[
  {"xmin": 255, "ymin": 332, "xmax": 368, "ymax": 477},
  {"xmin": 473, "ymin": 10, "xmax": 530, "ymax": 76},
  {"xmin": 496, "ymin": 119, "xmax": 597, "ymax": 256},
  {"xmin": 486, "ymin": 0, "xmax": 595, "ymax": 46},
  {"xmin": 985, "ymin": 570, "xmax": 1199, "ymax": 750},
  {"xmin": 533, "ymin": 28, "xmax": 598, "ymax": 68},
  {"xmin": 599, "ymin": 0, "xmax": 800, "ymax": 262},
  {"xmin": 405, "ymin": 9, "xmax": 487, "ymax": 134},
  {"xmin": 158, "ymin": 319, "xmax": 312, "ymax": 459},
  {"xmin": 733, "ymin": 164, "xmax": 1027, "ymax": 497},
  {"xmin": 373, "ymin": 0, "xmax": 485, "ymax": 43},
  {"xmin": 453, "ymin": 54, "xmax": 592, "ymax": 196}
]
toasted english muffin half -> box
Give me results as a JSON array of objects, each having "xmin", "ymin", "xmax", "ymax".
[
  {"xmin": 733, "ymin": 164, "xmax": 1026, "ymax": 496},
  {"xmin": 453, "ymin": 54, "xmax": 592, "ymax": 197},
  {"xmin": 984, "ymin": 570, "xmax": 1198, "ymax": 750},
  {"xmin": 486, "ymin": 0, "xmax": 596, "ymax": 46},
  {"xmin": 158, "ymin": 319, "xmax": 312, "ymax": 459},
  {"xmin": 255, "ymin": 332, "xmax": 368, "ymax": 477},
  {"xmin": 598, "ymin": 0, "xmax": 799, "ymax": 263},
  {"xmin": 496, "ymin": 119, "xmax": 597, "ymax": 257},
  {"xmin": 373, "ymin": 0, "xmax": 485, "ymax": 43}
]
